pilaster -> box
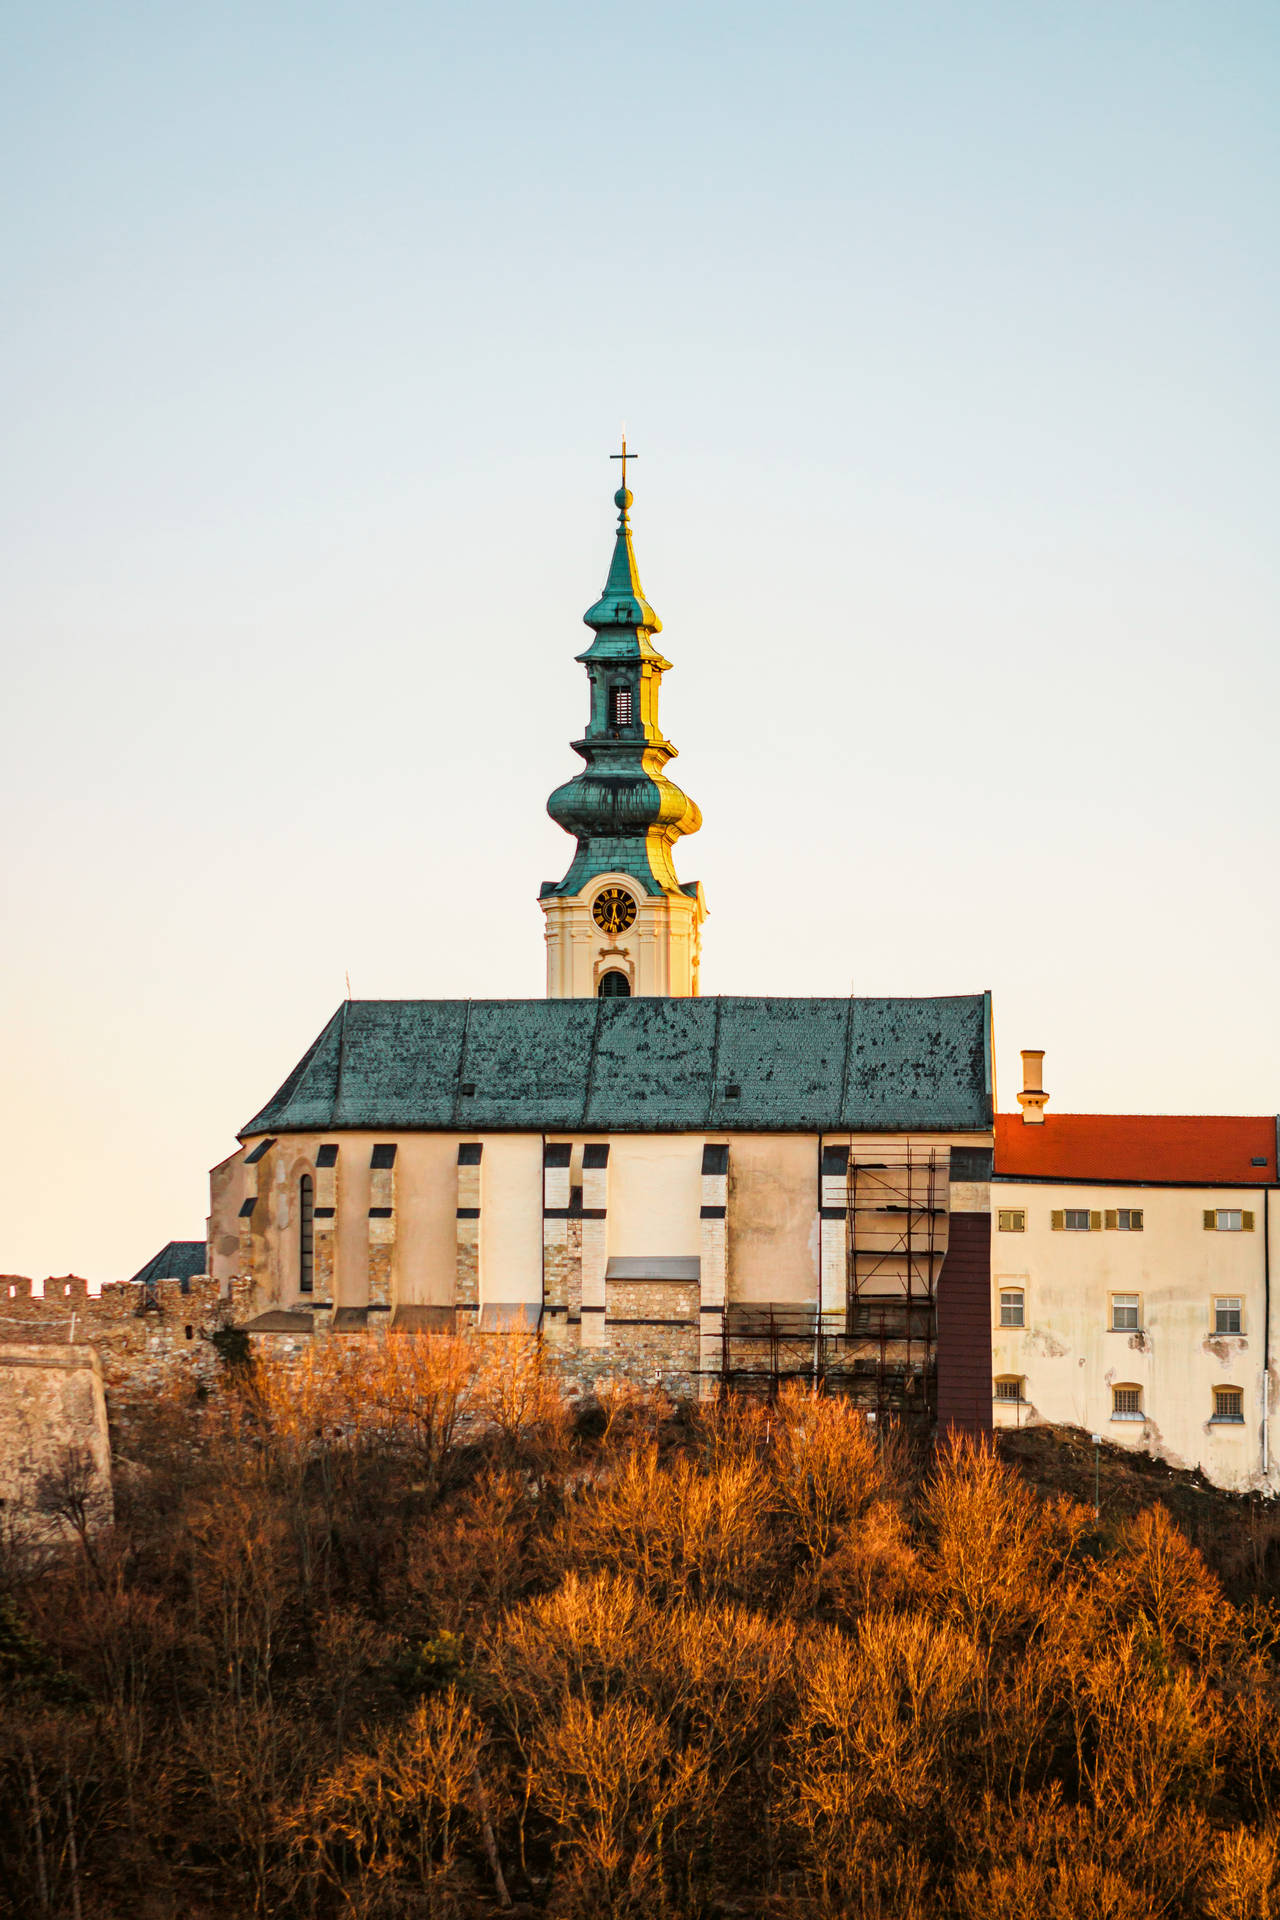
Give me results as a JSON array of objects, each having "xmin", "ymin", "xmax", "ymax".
[
  {"xmin": 542, "ymin": 1143, "xmax": 576, "ymax": 1345},
  {"xmin": 820, "ymin": 1143, "xmax": 849, "ymax": 1316},
  {"xmin": 368, "ymin": 1143, "xmax": 396, "ymax": 1313},
  {"xmin": 699, "ymin": 1144, "xmax": 729, "ymax": 1385},
  {"xmin": 580, "ymin": 1143, "xmax": 609, "ymax": 1347},
  {"xmin": 455, "ymin": 1143, "xmax": 482, "ymax": 1323},
  {"xmin": 314, "ymin": 1143, "xmax": 339, "ymax": 1299}
]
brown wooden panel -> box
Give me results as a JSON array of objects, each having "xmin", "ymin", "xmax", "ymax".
[{"xmin": 937, "ymin": 1210, "xmax": 992, "ymax": 1437}]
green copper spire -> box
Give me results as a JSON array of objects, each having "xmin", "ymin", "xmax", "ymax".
[
  {"xmin": 542, "ymin": 458, "xmax": 701, "ymax": 901},
  {"xmin": 581, "ymin": 485, "xmax": 662, "ymax": 637}
]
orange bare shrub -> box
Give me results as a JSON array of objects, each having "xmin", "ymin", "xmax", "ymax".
[
  {"xmin": 1204, "ymin": 1827, "xmax": 1280, "ymax": 1920},
  {"xmin": 287, "ymin": 1688, "xmax": 492, "ymax": 1919},
  {"xmin": 473, "ymin": 1329, "xmax": 571, "ymax": 1475},
  {"xmin": 551, "ymin": 1441, "xmax": 778, "ymax": 1603},
  {"xmin": 784, "ymin": 1612, "xmax": 983, "ymax": 1859},
  {"xmin": 815, "ymin": 1496, "xmax": 920, "ymax": 1619},
  {"xmin": 1077, "ymin": 1628, "xmax": 1222, "ymax": 1840},
  {"xmin": 767, "ymin": 1382, "xmax": 888, "ymax": 1562},
  {"xmin": 1096, "ymin": 1503, "xmax": 1231, "ymax": 1663},
  {"xmin": 526, "ymin": 1694, "xmax": 709, "ymax": 1919},
  {"xmin": 485, "ymin": 1572, "xmax": 797, "ymax": 1902},
  {"xmin": 395, "ymin": 1466, "xmax": 539, "ymax": 1635},
  {"xmin": 922, "ymin": 1437, "xmax": 1076, "ymax": 1650}
]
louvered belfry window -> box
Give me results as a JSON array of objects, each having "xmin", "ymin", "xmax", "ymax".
[
  {"xmin": 299, "ymin": 1175, "xmax": 315, "ymax": 1294},
  {"xmin": 609, "ymin": 685, "xmax": 633, "ymax": 728}
]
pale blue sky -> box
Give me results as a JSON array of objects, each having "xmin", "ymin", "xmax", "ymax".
[{"xmin": 3, "ymin": 1, "xmax": 1277, "ymax": 1279}]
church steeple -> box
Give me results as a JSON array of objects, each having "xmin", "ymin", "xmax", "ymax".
[{"xmin": 540, "ymin": 453, "xmax": 706, "ymax": 999}]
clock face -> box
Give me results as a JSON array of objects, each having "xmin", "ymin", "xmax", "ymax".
[{"xmin": 592, "ymin": 886, "xmax": 637, "ymax": 936}]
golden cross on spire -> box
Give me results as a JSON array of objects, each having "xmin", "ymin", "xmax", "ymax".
[{"xmin": 610, "ymin": 433, "xmax": 638, "ymax": 490}]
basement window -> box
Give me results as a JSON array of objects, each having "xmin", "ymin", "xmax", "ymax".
[
  {"xmin": 997, "ymin": 1208, "xmax": 1025, "ymax": 1232},
  {"xmin": 1112, "ymin": 1384, "xmax": 1143, "ymax": 1421},
  {"xmin": 994, "ymin": 1376, "xmax": 1024, "ymax": 1403},
  {"xmin": 1214, "ymin": 1297, "xmax": 1243, "ymax": 1335},
  {"xmin": 999, "ymin": 1289, "xmax": 1025, "ymax": 1328},
  {"xmin": 1212, "ymin": 1387, "xmax": 1244, "ymax": 1424}
]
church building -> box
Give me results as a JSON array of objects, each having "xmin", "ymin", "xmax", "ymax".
[{"xmin": 210, "ymin": 460, "xmax": 996, "ymax": 1432}]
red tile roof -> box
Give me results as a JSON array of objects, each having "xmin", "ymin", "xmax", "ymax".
[{"xmin": 995, "ymin": 1113, "xmax": 1276, "ymax": 1186}]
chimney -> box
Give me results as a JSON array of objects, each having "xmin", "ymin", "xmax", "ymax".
[{"xmin": 1017, "ymin": 1049, "xmax": 1048, "ymax": 1124}]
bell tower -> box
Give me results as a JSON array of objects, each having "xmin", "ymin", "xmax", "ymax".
[{"xmin": 541, "ymin": 447, "xmax": 706, "ymax": 998}]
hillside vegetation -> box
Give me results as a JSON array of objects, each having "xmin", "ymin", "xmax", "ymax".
[{"xmin": 4, "ymin": 1333, "xmax": 1280, "ymax": 1920}]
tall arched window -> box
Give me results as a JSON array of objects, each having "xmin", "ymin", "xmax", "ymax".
[
  {"xmin": 299, "ymin": 1175, "xmax": 314, "ymax": 1294},
  {"xmin": 598, "ymin": 970, "xmax": 631, "ymax": 998}
]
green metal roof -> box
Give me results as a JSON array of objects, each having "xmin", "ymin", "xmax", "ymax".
[
  {"xmin": 580, "ymin": 485, "xmax": 662, "ymax": 641},
  {"xmin": 241, "ymin": 994, "xmax": 993, "ymax": 1137}
]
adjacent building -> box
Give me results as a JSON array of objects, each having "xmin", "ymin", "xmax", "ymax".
[{"xmin": 993, "ymin": 1051, "xmax": 1278, "ymax": 1489}]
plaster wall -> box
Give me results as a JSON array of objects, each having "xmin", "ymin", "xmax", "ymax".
[
  {"xmin": 388, "ymin": 1135, "xmax": 459, "ymax": 1305},
  {"xmin": 607, "ymin": 1136, "xmax": 702, "ymax": 1259},
  {"xmin": 727, "ymin": 1134, "xmax": 820, "ymax": 1305},
  {"xmin": 208, "ymin": 1150, "xmax": 246, "ymax": 1288},
  {"xmin": 479, "ymin": 1135, "xmax": 544, "ymax": 1305},
  {"xmin": 991, "ymin": 1179, "xmax": 1275, "ymax": 1490}
]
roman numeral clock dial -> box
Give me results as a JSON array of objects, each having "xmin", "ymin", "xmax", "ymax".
[{"xmin": 592, "ymin": 887, "xmax": 637, "ymax": 936}]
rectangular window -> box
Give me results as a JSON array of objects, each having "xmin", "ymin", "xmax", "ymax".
[
  {"xmin": 997, "ymin": 1208, "xmax": 1025, "ymax": 1232},
  {"xmin": 994, "ymin": 1377, "xmax": 1023, "ymax": 1403},
  {"xmin": 1212, "ymin": 1387, "xmax": 1244, "ymax": 1424},
  {"xmin": 999, "ymin": 1289, "xmax": 1025, "ymax": 1328},
  {"xmin": 1214, "ymin": 1297, "xmax": 1243, "ymax": 1335},
  {"xmin": 1206, "ymin": 1209, "xmax": 1254, "ymax": 1232},
  {"xmin": 1111, "ymin": 1294, "xmax": 1140, "ymax": 1331},
  {"xmin": 1112, "ymin": 1385, "xmax": 1143, "ymax": 1420},
  {"xmin": 1117, "ymin": 1208, "xmax": 1143, "ymax": 1231},
  {"xmin": 609, "ymin": 686, "xmax": 633, "ymax": 727},
  {"xmin": 1064, "ymin": 1209, "xmax": 1091, "ymax": 1231}
]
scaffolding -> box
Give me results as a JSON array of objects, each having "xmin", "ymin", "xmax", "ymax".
[{"xmin": 715, "ymin": 1148, "xmax": 948, "ymax": 1437}]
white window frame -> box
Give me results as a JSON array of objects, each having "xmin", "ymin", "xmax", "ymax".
[
  {"xmin": 1213, "ymin": 1296, "xmax": 1243, "ymax": 1336},
  {"xmin": 1117, "ymin": 1208, "xmax": 1143, "ymax": 1232},
  {"xmin": 1063, "ymin": 1208, "xmax": 1091, "ymax": 1231},
  {"xmin": 1217, "ymin": 1209, "xmax": 1244, "ymax": 1232},
  {"xmin": 1110, "ymin": 1293, "xmax": 1141, "ymax": 1332}
]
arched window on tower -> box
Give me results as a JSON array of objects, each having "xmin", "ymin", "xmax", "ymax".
[
  {"xmin": 299, "ymin": 1175, "xmax": 314, "ymax": 1294},
  {"xmin": 598, "ymin": 971, "xmax": 631, "ymax": 999},
  {"xmin": 608, "ymin": 685, "xmax": 632, "ymax": 729}
]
